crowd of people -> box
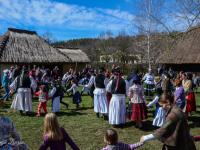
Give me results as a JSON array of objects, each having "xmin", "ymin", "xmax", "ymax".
[{"xmin": 0, "ymin": 64, "xmax": 200, "ymax": 150}]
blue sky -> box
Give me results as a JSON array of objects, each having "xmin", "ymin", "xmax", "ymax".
[{"xmin": 0, "ymin": 0, "xmax": 190, "ymax": 41}]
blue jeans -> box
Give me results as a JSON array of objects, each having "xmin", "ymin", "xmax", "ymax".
[{"xmin": 2, "ymin": 86, "xmax": 10, "ymax": 101}]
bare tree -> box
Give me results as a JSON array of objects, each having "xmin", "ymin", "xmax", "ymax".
[
  {"xmin": 41, "ymin": 32, "xmax": 56, "ymax": 44},
  {"xmin": 133, "ymin": 0, "xmax": 200, "ymax": 69},
  {"xmin": 98, "ymin": 31, "xmax": 114, "ymax": 64}
]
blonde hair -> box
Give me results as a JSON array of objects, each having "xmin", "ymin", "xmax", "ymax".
[{"xmin": 43, "ymin": 113, "xmax": 63, "ymax": 141}]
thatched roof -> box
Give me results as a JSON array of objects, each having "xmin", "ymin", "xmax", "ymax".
[
  {"xmin": 58, "ymin": 48, "xmax": 90, "ymax": 63},
  {"xmin": 157, "ymin": 26, "xmax": 200, "ymax": 64},
  {"xmin": 0, "ymin": 28, "xmax": 71, "ymax": 63}
]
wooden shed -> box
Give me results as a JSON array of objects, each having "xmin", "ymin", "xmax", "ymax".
[
  {"xmin": 0, "ymin": 28, "xmax": 90, "ymax": 76},
  {"xmin": 157, "ymin": 25, "xmax": 200, "ymax": 72},
  {"xmin": 58, "ymin": 48, "xmax": 90, "ymax": 73}
]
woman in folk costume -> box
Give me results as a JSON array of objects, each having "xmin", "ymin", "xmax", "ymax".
[
  {"xmin": 49, "ymin": 81, "xmax": 61, "ymax": 113},
  {"xmin": 174, "ymin": 78, "xmax": 186, "ymax": 111},
  {"xmin": 109, "ymin": 68, "xmax": 127, "ymax": 127},
  {"xmin": 182, "ymin": 73, "xmax": 196, "ymax": 115},
  {"xmin": 129, "ymin": 76, "xmax": 147, "ymax": 128},
  {"xmin": 140, "ymin": 92, "xmax": 196, "ymax": 150},
  {"xmin": 147, "ymin": 88, "xmax": 165, "ymax": 127},
  {"xmin": 93, "ymin": 67, "xmax": 108, "ymax": 118},
  {"xmin": 10, "ymin": 69, "xmax": 32, "ymax": 115},
  {"xmin": 142, "ymin": 68, "xmax": 155, "ymax": 97},
  {"xmin": 67, "ymin": 79, "xmax": 82, "ymax": 108}
]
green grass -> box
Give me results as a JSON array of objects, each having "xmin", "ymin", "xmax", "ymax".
[{"xmin": 1, "ymin": 92, "xmax": 200, "ymax": 150}]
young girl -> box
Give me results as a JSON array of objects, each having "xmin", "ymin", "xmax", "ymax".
[
  {"xmin": 39, "ymin": 113, "xmax": 80, "ymax": 150},
  {"xmin": 102, "ymin": 129, "xmax": 143, "ymax": 150},
  {"xmin": 67, "ymin": 79, "xmax": 82, "ymax": 108},
  {"xmin": 147, "ymin": 88, "xmax": 165, "ymax": 127},
  {"xmin": 49, "ymin": 82, "xmax": 61, "ymax": 113},
  {"xmin": 128, "ymin": 76, "xmax": 147, "ymax": 128},
  {"xmin": 35, "ymin": 85, "xmax": 48, "ymax": 117}
]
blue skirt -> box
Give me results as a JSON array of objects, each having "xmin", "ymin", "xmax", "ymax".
[{"xmin": 73, "ymin": 91, "xmax": 82, "ymax": 104}]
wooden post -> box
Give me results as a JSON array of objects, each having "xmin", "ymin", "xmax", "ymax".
[{"xmin": 75, "ymin": 62, "xmax": 77, "ymax": 72}]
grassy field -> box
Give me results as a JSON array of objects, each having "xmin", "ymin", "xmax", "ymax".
[{"xmin": 1, "ymin": 92, "xmax": 200, "ymax": 150}]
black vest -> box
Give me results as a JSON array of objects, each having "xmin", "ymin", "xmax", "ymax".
[
  {"xmin": 17, "ymin": 75, "xmax": 31, "ymax": 88},
  {"xmin": 95, "ymin": 74, "xmax": 105, "ymax": 88},
  {"xmin": 111, "ymin": 78, "xmax": 126, "ymax": 94}
]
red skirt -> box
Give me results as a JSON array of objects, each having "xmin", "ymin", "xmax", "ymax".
[
  {"xmin": 106, "ymin": 92, "xmax": 112, "ymax": 106},
  {"xmin": 130, "ymin": 103, "xmax": 148, "ymax": 121},
  {"xmin": 186, "ymin": 92, "xmax": 196, "ymax": 113}
]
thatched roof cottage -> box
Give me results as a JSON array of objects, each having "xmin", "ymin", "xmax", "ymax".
[
  {"xmin": 157, "ymin": 26, "xmax": 200, "ymax": 72},
  {"xmin": 0, "ymin": 28, "xmax": 90, "ymax": 75}
]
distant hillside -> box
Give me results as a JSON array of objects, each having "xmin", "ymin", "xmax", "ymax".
[{"xmin": 52, "ymin": 33, "xmax": 175, "ymax": 63}]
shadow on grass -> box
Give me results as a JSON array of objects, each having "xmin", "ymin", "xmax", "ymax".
[
  {"xmin": 56, "ymin": 111, "xmax": 87, "ymax": 117},
  {"xmin": 123, "ymin": 121, "xmax": 135, "ymax": 128},
  {"xmin": 188, "ymin": 116, "xmax": 200, "ymax": 128},
  {"xmin": 122, "ymin": 120, "xmax": 157, "ymax": 132},
  {"xmin": 71, "ymin": 106, "xmax": 93, "ymax": 111},
  {"xmin": 141, "ymin": 120, "xmax": 159, "ymax": 132}
]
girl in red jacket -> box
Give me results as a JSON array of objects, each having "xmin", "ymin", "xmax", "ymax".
[{"xmin": 35, "ymin": 85, "xmax": 48, "ymax": 117}]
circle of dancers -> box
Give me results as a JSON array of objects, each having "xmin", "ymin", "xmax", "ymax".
[{"xmin": 0, "ymin": 64, "xmax": 200, "ymax": 150}]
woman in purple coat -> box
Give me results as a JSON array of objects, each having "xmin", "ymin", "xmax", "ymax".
[{"xmin": 174, "ymin": 78, "xmax": 186, "ymax": 111}]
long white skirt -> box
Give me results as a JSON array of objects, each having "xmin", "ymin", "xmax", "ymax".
[
  {"xmin": 11, "ymin": 88, "xmax": 32, "ymax": 112},
  {"xmin": 52, "ymin": 96, "xmax": 60, "ymax": 113},
  {"xmin": 109, "ymin": 94, "xmax": 126, "ymax": 125},
  {"xmin": 152, "ymin": 107, "xmax": 166, "ymax": 127},
  {"xmin": 93, "ymin": 88, "xmax": 108, "ymax": 114}
]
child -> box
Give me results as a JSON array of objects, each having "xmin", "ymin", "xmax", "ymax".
[
  {"xmin": 39, "ymin": 113, "xmax": 80, "ymax": 150},
  {"xmin": 147, "ymin": 88, "xmax": 165, "ymax": 127},
  {"xmin": 35, "ymin": 85, "xmax": 48, "ymax": 117},
  {"xmin": 67, "ymin": 79, "xmax": 81, "ymax": 108},
  {"xmin": 49, "ymin": 82, "xmax": 61, "ymax": 113},
  {"xmin": 102, "ymin": 129, "xmax": 143, "ymax": 150}
]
